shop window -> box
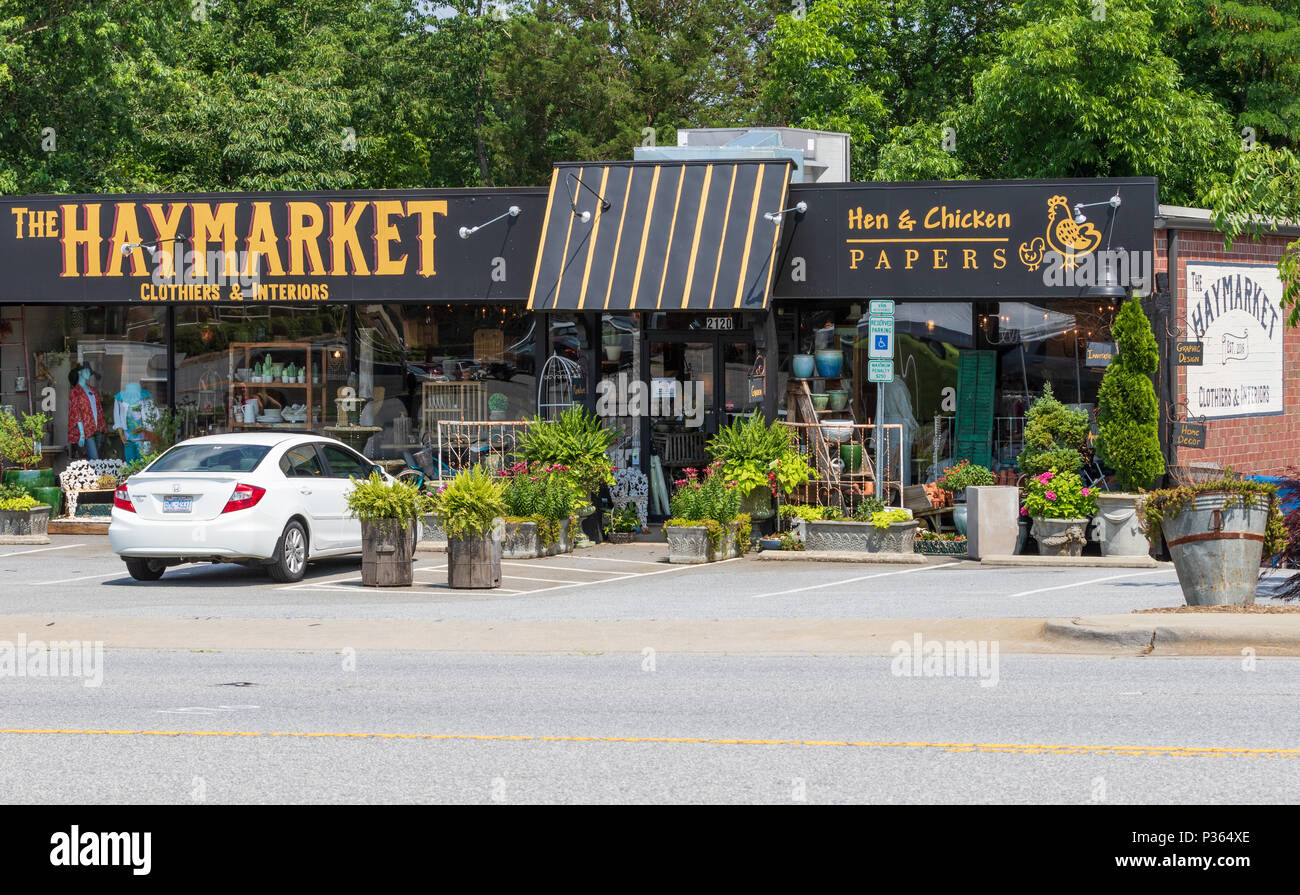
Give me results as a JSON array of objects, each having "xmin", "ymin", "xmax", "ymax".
[
  {"xmin": 174, "ymin": 304, "xmax": 347, "ymax": 440},
  {"xmin": 358, "ymin": 304, "xmax": 538, "ymax": 460},
  {"xmin": 597, "ymin": 313, "xmax": 640, "ymax": 466},
  {"xmin": 1, "ymin": 305, "xmax": 166, "ymax": 463}
]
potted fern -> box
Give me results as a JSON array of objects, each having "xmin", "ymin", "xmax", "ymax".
[
  {"xmin": 345, "ymin": 471, "xmax": 426, "ymax": 587},
  {"xmin": 707, "ymin": 414, "xmax": 814, "ymax": 522},
  {"xmin": 1094, "ymin": 297, "xmax": 1165, "ymax": 556},
  {"xmin": 430, "ymin": 467, "xmax": 507, "ymax": 588}
]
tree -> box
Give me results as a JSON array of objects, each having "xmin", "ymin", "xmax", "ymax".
[
  {"xmin": 1018, "ymin": 382, "xmax": 1090, "ymax": 477},
  {"xmin": 1096, "ymin": 298, "xmax": 1164, "ymax": 491}
]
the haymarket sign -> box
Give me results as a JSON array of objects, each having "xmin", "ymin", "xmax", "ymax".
[
  {"xmin": 773, "ymin": 177, "xmax": 1158, "ymax": 300},
  {"xmin": 0, "ymin": 188, "xmax": 544, "ymax": 303}
]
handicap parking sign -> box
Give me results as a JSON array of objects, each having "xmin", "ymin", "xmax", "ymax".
[
  {"xmin": 874, "ymin": 334, "xmax": 889, "ymax": 351},
  {"xmin": 867, "ymin": 315, "xmax": 894, "ymax": 359}
]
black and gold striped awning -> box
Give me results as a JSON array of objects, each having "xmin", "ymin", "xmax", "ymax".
[{"xmin": 527, "ymin": 159, "xmax": 794, "ymax": 312}]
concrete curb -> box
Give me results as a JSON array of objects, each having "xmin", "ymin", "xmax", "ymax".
[
  {"xmin": 755, "ymin": 550, "xmax": 928, "ymax": 564},
  {"xmin": 979, "ymin": 554, "xmax": 1160, "ymax": 569},
  {"xmin": 1043, "ymin": 614, "xmax": 1300, "ymax": 655},
  {"xmin": 0, "ymin": 535, "xmax": 51, "ymax": 545}
]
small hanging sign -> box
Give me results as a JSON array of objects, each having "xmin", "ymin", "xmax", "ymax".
[
  {"xmin": 1174, "ymin": 422, "xmax": 1207, "ymax": 449},
  {"xmin": 748, "ymin": 353, "xmax": 766, "ymax": 401},
  {"xmin": 1174, "ymin": 341, "xmax": 1204, "ymax": 366}
]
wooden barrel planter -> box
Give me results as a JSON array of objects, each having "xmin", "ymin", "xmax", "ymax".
[
  {"xmin": 360, "ymin": 519, "xmax": 416, "ymax": 587},
  {"xmin": 447, "ymin": 530, "xmax": 503, "ymax": 589}
]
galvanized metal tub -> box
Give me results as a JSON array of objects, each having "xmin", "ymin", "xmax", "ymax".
[
  {"xmin": 1092, "ymin": 493, "xmax": 1149, "ymax": 557},
  {"xmin": 1162, "ymin": 493, "xmax": 1270, "ymax": 606}
]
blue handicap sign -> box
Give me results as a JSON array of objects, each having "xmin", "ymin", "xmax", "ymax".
[{"xmin": 874, "ymin": 334, "xmax": 889, "ymax": 350}]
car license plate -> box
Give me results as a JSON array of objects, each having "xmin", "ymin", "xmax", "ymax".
[{"xmin": 162, "ymin": 496, "xmax": 193, "ymax": 513}]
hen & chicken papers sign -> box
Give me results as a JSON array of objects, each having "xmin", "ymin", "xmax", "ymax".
[{"xmin": 1184, "ymin": 262, "xmax": 1284, "ymax": 419}]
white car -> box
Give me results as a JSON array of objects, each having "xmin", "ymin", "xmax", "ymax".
[{"xmin": 109, "ymin": 432, "xmax": 394, "ymax": 582}]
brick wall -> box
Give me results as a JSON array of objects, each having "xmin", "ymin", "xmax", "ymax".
[{"xmin": 1156, "ymin": 229, "xmax": 1299, "ymax": 475}]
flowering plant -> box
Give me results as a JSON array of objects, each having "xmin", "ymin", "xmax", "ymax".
[
  {"xmin": 707, "ymin": 414, "xmax": 814, "ymax": 496},
  {"xmin": 668, "ymin": 462, "xmax": 741, "ymax": 523},
  {"xmin": 1021, "ymin": 469, "xmax": 1097, "ymax": 520},
  {"xmin": 498, "ymin": 461, "xmax": 580, "ymax": 521},
  {"xmin": 937, "ymin": 459, "xmax": 995, "ymax": 493}
]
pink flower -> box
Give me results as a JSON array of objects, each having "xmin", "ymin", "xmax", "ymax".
[
  {"xmin": 1045, "ymin": 490, "xmax": 1056, "ymax": 501},
  {"xmin": 1042, "ymin": 471, "xmax": 1055, "ymax": 481},
  {"xmin": 1081, "ymin": 488, "xmax": 1091, "ymax": 496},
  {"xmin": 1020, "ymin": 506, "xmax": 1027, "ymax": 516}
]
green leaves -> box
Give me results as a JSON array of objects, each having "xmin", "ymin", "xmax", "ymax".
[
  {"xmin": 345, "ymin": 469, "xmax": 427, "ymax": 526},
  {"xmin": 1018, "ymin": 383, "xmax": 1089, "ymax": 477},
  {"xmin": 428, "ymin": 466, "xmax": 507, "ymax": 538}
]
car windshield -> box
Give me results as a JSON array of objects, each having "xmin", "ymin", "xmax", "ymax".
[{"xmin": 144, "ymin": 444, "xmax": 272, "ymax": 474}]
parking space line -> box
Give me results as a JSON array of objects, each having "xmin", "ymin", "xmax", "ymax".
[
  {"xmin": 559, "ymin": 556, "xmax": 665, "ymax": 566},
  {"xmin": 33, "ymin": 572, "xmax": 123, "ymax": 586},
  {"xmin": 515, "ymin": 558, "xmax": 739, "ymax": 596},
  {"xmin": 501, "ymin": 573, "xmax": 623, "ymax": 584},
  {"xmin": 297, "ymin": 581, "xmax": 527, "ymax": 596},
  {"xmin": 751, "ymin": 561, "xmax": 961, "ymax": 598},
  {"xmin": 0, "ymin": 543, "xmax": 85, "ymax": 558},
  {"xmin": 500, "ymin": 561, "xmax": 629, "ymax": 575},
  {"xmin": 1010, "ymin": 568, "xmax": 1176, "ymax": 597}
]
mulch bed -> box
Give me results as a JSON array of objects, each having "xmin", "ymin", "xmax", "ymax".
[{"xmin": 1135, "ymin": 605, "xmax": 1300, "ymax": 614}]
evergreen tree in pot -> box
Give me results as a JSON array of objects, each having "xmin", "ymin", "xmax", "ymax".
[
  {"xmin": 1094, "ymin": 297, "xmax": 1165, "ymax": 556},
  {"xmin": 429, "ymin": 467, "xmax": 507, "ymax": 589}
]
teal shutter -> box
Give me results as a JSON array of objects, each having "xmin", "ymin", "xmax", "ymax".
[{"xmin": 954, "ymin": 350, "xmax": 995, "ymax": 468}]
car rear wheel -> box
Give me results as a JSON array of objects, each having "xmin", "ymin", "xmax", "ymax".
[
  {"xmin": 267, "ymin": 520, "xmax": 308, "ymax": 583},
  {"xmin": 125, "ymin": 558, "xmax": 167, "ymax": 581}
]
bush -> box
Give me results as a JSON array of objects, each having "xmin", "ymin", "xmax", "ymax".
[
  {"xmin": 707, "ymin": 414, "xmax": 814, "ymax": 497},
  {"xmin": 0, "ymin": 494, "xmax": 38, "ymax": 511},
  {"xmin": 500, "ymin": 462, "xmax": 579, "ymax": 521},
  {"xmin": 519, "ymin": 407, "xmax": 618, "ymax": 493},
  {"xmin": 1017, "ymin": 383, "xmax": 1088, "ymax": 477},
  {"xmin": 869, "ymin": 508, "xmax": 912, "ymax": 529},
  {"xmin": 428, "ymin": 467, "xmax": 507, "ymax": 539},
  {"xmin": 1096, "ymin": 298, "xmax": 1165, "ymax": 492},
  {"xmin": 851, "ymin": 497, "xmax": 886, "ymax": 521},
  {"xmin": 937, "ymin": 459, "xmax": 995, "ymax": 492},
  {"xmin": 0, "ymin": 410, "xmax": 48, "ymax": 469}
]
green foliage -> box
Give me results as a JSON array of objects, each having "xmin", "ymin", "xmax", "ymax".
[
  {"xmin": 146, "ymin": 406, "xmax": 185, "ymax": 454},
  {"xmin": 1018, "ymin": 383, "xmax": 1088, "ymax": 477},
  {"xmin": 0, "ymin": 410, "xmax": 49, "ymax": 469},
  {"xmin": 429, "ymin": 466, "xmax": 507, "ymax": 539},
  {"xmin": 778, "ymin": 532, "xmax": 805, "ymax": 551},
  {"xmin": 1022, "ymin": 469, "xmax": 1098, "ymax": 520},
  {"xmin": 0, "ymin": 482, "xmax": 30, "ymax": 501},
  {"xmin": 603, "ymin": 505, "xmax": 641, "ymax": 534},
  {"xmin": 1097, "ymin": 298, "xmax": 1165, "ymax": 491},
  {"xmin": 0, "ymin": 494, "xmax": 38, "ymax": 511},
  {"xmin": 668, "ymin": 462, "xmax": 740, "ymax": 523},
  {"xmin": 707, "ymin": 414, "xmax": 814, "ymax": 497},
  {"xmin": 488, "ymin": 392, "xmax": 509, "ymax": 412},
  {"xmin": 851, "ymin": 497, "xmax": 886, "ymax": 522},
  {"xmin": 120, "ymin": 451, "xmax": 158, "ymax": 478},
  {"xmin": 869, "ymin": 508, "xmax": 912, "ymax": 529},
  {"xmin": 519, "ymin": 407, "xmax": 618, "ymax": 494},
  {"xmin": 1139, "ymin": 476, "xmax": 1287, "ymax": 557},
  {"xmin": 937, "ymin": 459, "xmax": 995, "ymax": 492},
  {"xmin": 345, "ymin": 470, "xmax": 428, "ymax": 532},
  {"xmin": 500, "ymin": 463, "xmax": 578, "ymax": 521}
]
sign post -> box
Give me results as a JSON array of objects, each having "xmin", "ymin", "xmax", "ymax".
[{"xmin": 867, "ymin": 310, "xmax": 895, "ymax": 501}]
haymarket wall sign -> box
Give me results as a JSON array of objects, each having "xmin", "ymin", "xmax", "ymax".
[
  {"xmin": 1184, "ymin": 261, "xmax": 1284, "ymax": 419},
  {"xmin": 773, "ymin": 177, "xmax": 1158, "ymax": 300},
  {"xmin": 0, "ymin": 188, "xmax": 545, "ymax": 303}
]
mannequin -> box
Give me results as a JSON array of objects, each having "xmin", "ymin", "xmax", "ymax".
[
  {"xmin": 114, "ymin": 383, "xmax": 157, "ymax": 464},
  {"xmin": 67, "ymin": 363, "xmax": 108, "ymax": 459}
]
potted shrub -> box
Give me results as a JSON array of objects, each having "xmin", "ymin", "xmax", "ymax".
[
  {"xmin": 1017, "ymin": 383, "xmax": 1088, "ymax": 478},
  {"xmin": 0, "ymin": 485, "xmax": 50, "ymax": 544},
  {"xmin": 1022, "ymin": 469, "xmax": 1097, "ymax": 557},
  {"xmin": 707, "ymin": 414, "xmax": 815, "ymax": 523},
  {"xmin": 1094, "ymin": 297, "xmax": 1165, "ymax": 556},
  {"xmin": 801, "ymin": 498, "xmax": 917, "ymax": 553},
  {"xmin": 429, "ymin": 467, "xmax": 508, "ymax": 589},
  {"xmin": 499, "ymin": 462, "xmax": 579, "ymax": 557},
  {"xmin": 603, "ymin": 505, "xmax": 640, "ymax": 544},
  {"xmin": 0, "ymin": 410, "xmax": 56, "ymax": 511},
  {"xmin": 1140, "ymin": 477, "xmax": 1286, "ymax": 606},
  {"xmin": 345, "ymin": 471, "xmax": 426, "ymax": 587},
  {"xmin": 488, "ymin": 392, "xmax": 509, "ymax": 421},
  {"xmin": 936, "ymin": 459, "xmax": 994, "ymax": 535},
  {"xmin": 664, "ymin": 463, "xmax": 750, "ymax": 563}
]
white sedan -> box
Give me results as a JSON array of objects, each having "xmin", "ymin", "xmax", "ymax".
[{"xmin": 109, "ymin": 432, "xmax": 394, "ymax": 582}]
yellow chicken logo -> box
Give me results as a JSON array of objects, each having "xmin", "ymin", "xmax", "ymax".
[{"xmin": 1019, "ymin": 194, "xmax": 1103, "ymax": 271}]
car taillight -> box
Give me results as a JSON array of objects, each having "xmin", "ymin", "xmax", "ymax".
[
  {"xmin": 221, "ymin": 483, "xmax": 266, "ymax": 513},
  {"xmin": 113, "ymin": 485, "xmax": 135, "ymax": 513}
]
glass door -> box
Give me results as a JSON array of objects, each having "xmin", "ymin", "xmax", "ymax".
[{"xmin": 648, "ymin": 337, "xmax": 714, "ymax": 483}]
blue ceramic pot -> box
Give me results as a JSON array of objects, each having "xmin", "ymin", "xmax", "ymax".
[
  {"xmin": 815, "ymin": 349, "xmax": 843, "ymax": 378},
  {"xmin": 792, "ymin": 354, "xmax": 816, "ymax": 379}
]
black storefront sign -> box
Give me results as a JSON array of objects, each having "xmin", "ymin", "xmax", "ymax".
[
  {"xmin": 1174, "ymin": 422, "xmax": 1208, "ymax": 449},
  {"xmin": 0, "ymin": 189, "xmax": 545, "ymax": 304},
  {"xmin": 1175, "ymin": 341, "xmax": 1204, "ymax": 365},
  {"xmin": 773, "ymin": 177, "xmax": 1158, "ymax": 300}
]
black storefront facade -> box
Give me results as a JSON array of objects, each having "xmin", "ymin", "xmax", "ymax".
[{"xmin": 0, "ymin": 168, "xmax": 1157, "ymax": 508}]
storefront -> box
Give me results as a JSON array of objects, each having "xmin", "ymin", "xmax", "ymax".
[{"xmin": 21, "ymin": 169, "xmax": 1290, "ymax": 503}]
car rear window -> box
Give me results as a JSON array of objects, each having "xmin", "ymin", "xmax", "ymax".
[{"xmin": 145, "ymin": 444, "xmax": 272, "ymax": 473}]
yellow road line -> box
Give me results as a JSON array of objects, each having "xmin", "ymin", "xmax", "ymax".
[{"xmin": 0, "ymin": 729, "xmax": 1295, "ymax": 757}]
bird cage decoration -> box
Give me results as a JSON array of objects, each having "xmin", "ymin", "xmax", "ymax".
[{"xmin": 537, "ymin": 353, "xmax": 585, "ymax": 421}]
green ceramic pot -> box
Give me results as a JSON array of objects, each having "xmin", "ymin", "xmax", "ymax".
[
  {"xmin": 811, "ymin": 393, "xmax": 829, "ymax": 411},
  {"xmin": 3, "ymin": 468, "xmax": 55, "ymax": 488},
  {"xmin": 839, "ymin": 443, "xmax": 863, "ymax": 472},
  {"xmin": 826, "ymin": 389, "xmax": 848, "ymax": 411},
  {"xmin": 30, "ymin": 486, "xmax": 61, "ymax": 517}
]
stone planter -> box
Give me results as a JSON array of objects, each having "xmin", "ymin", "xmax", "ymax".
[
  {"xmin": 1092, "ymin": 492, "xmax": 1149, "ymax": 557},
  {"xmin": 360, "ymin": 519, "xmax": 416, "ymax": 586},
  {"xmin": 1161, "ymin": 493, "xmax": 1271, "ymax": 607},
  {"xmin": 418, "ymin": 513, "xmax": 446, "ymax": 547},
  {"xmin": 665, "ymin": 520, "xmax": 743, "ymax": 563},
  {"xmin": 0, "ymin": 505, "xmax": 51, "ymax": 544},
  {"xmin": 1031, "ymin": 517, "xmax": 1090, "ymax": 557},
  {"xmin": 740, "ymin": 487, "xmax": 774, "ymax": 521},
  {"xmin": 447, "ymin": 524, "xmax": 503, "ymax": 589},
  {"xmin": 502, "ymin": 517, "xmax": 574, "ymax": 558},
  {"xmin": 804, "ymin": 518, "xmax": 918, "ymax": 553}
]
